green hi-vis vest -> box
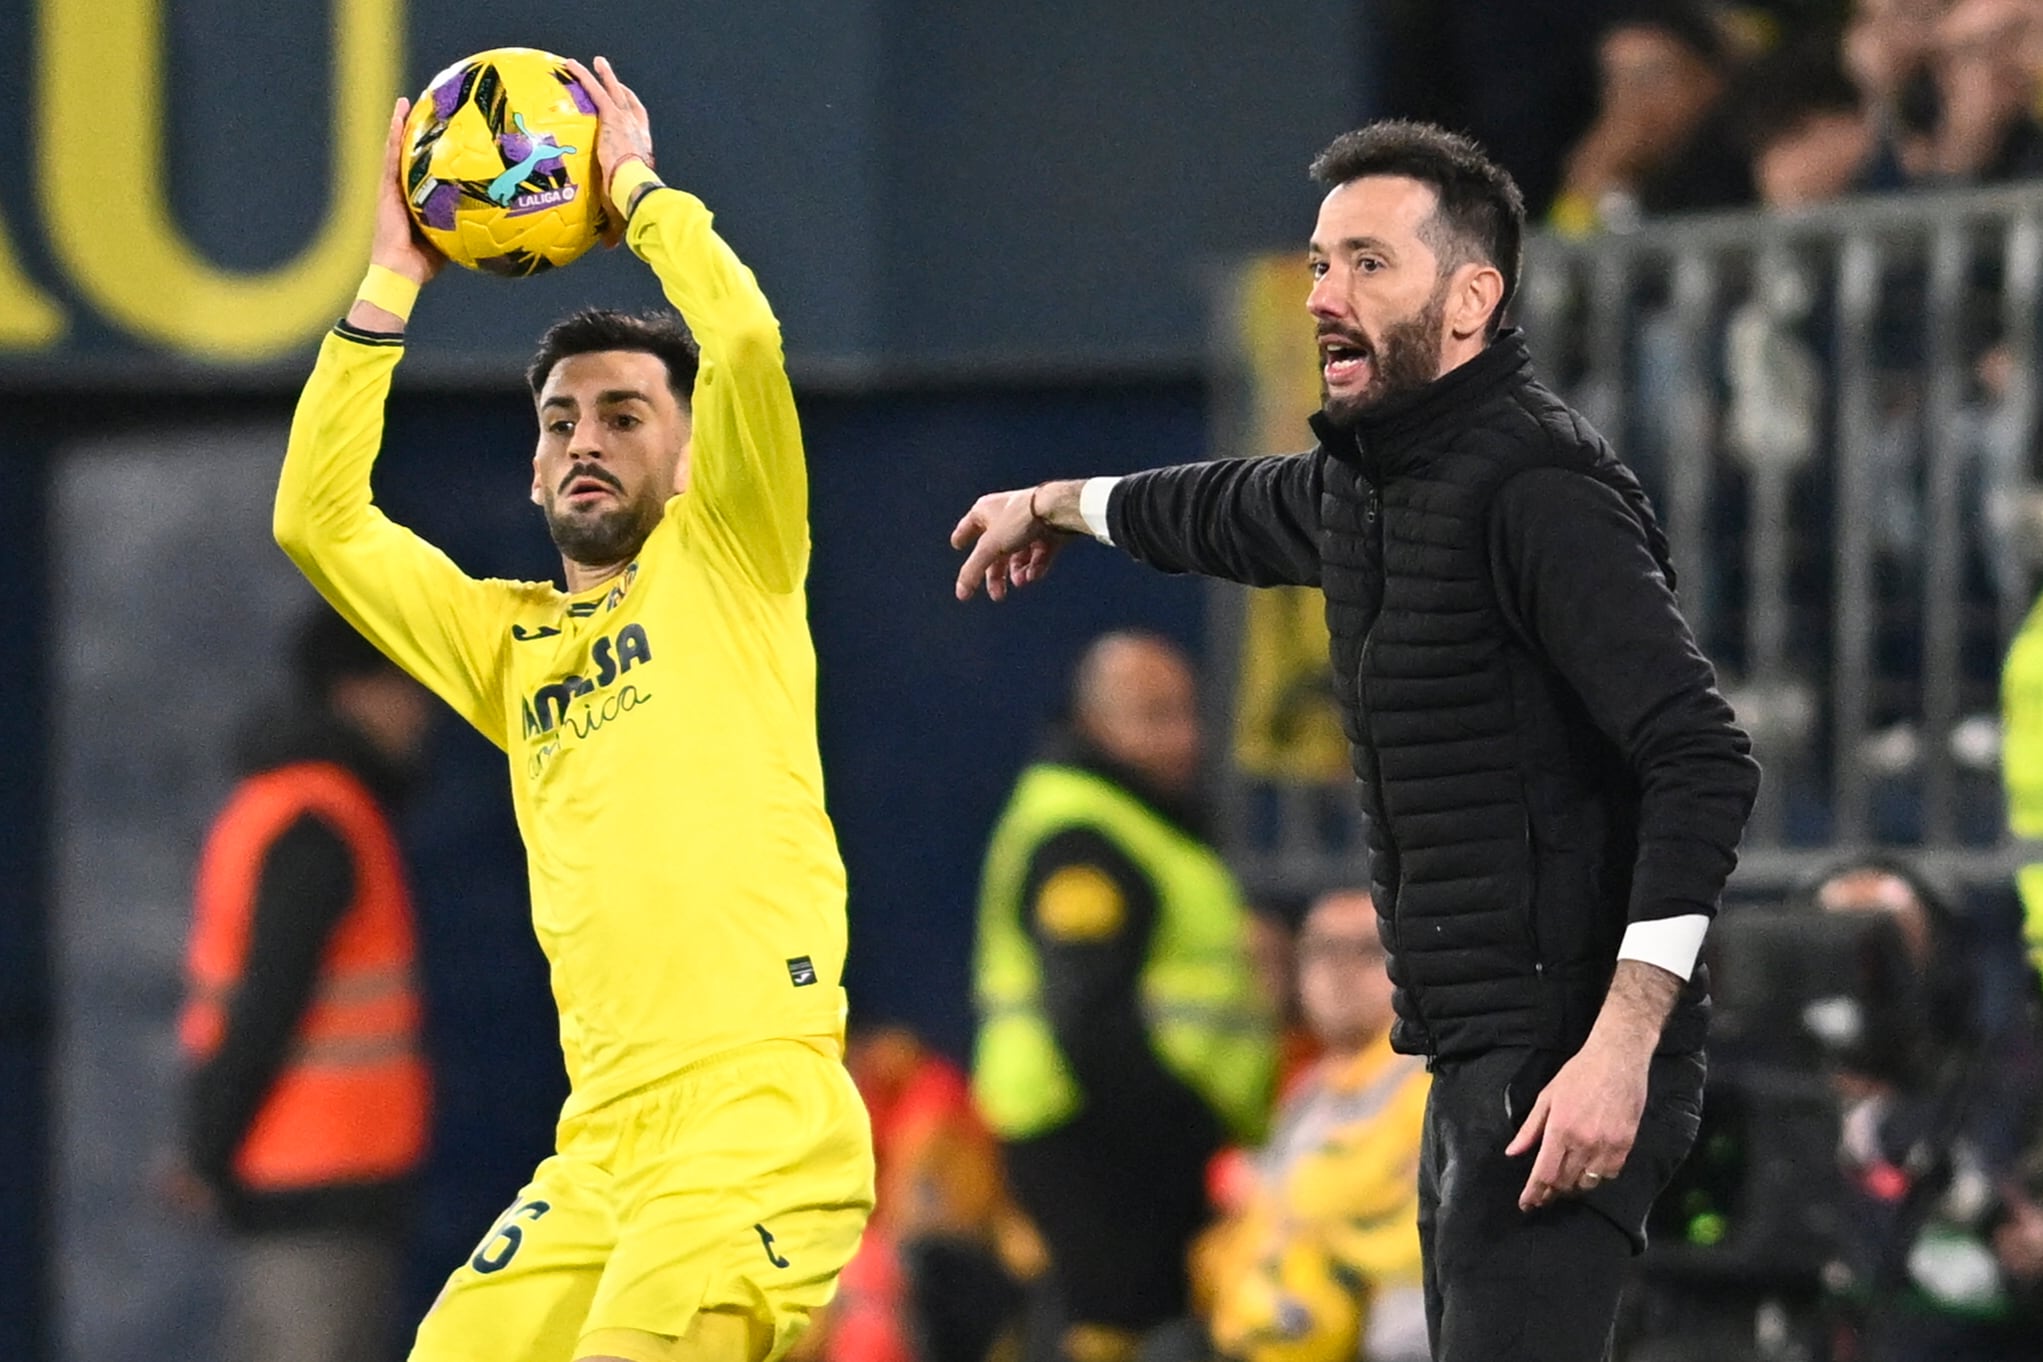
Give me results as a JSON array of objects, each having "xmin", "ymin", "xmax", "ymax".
[
  {"xmin": 972, "ymin": 763, "xmax": 1277, "ymax": 1143},
  {"xmin": 2005, "ymin": 596, "xmax": 2043, "ymax": 976}
]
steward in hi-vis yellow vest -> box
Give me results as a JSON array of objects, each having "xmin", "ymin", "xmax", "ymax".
[{"xmin": 973, "ymin": 755, "xmax": 1275, "ymax": 1143}]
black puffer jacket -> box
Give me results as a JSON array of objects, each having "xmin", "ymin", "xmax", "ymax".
[{"xmin": 1106, "ymin": 330, "xmax": 1758, "ymax": 1059}]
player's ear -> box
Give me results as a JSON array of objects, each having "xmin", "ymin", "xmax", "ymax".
[{"xmin": 1451, "ymin": 261, "xmax": 1504, "ymax": 342}]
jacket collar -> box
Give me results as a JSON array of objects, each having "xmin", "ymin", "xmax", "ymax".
[{"xmin": 1308, "ymin": 327, "xmax": 1534, "ymax": 477}]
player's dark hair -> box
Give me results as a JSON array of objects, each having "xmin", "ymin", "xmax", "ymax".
[
  {"xmin": 526, "ymin": 307, "xmax": 702, "ymax": 403},
  {"xmin": 291, "ymin": 604, "xmax": 401, "ymax": 702},
  {"xmin": 1309, "ymin": 121, "xmax": 1525, "ymax": 339}
]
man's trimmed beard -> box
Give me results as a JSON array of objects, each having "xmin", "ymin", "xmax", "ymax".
[
  {"xmin": 543, "ymin": 487, "xmax": 665, "ymax": 565},
  {"xmin": 1320, "ymin": 278, "xmax": 1451, "ymax": 425}
]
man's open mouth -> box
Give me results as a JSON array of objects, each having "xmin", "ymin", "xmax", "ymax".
[{"xmin": 1321, "ymin": 336, "xmax": 1372, "ymax": 386}]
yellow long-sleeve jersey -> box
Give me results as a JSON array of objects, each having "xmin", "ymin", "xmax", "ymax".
[{"xmin": 276, "ymin": 162, "xmax": 849, "ymax": 1121}]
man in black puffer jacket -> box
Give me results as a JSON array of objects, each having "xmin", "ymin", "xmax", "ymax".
[{"xmin": 949, "ymin": 121, "xmax": 1759, "ymax": 1362}]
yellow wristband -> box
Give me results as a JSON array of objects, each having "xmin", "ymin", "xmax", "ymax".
[
  {"xmin": 356, "ymin": 264, "xmax": 421, "ymax": 323},
  {"xmin": 609, "ymin": 157, "xmax": 664, "ymax": 222}
]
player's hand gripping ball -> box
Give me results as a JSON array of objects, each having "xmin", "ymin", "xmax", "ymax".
[{"xmin": 401, "ymin": 48, "xmax": 604, "ymax": 276}]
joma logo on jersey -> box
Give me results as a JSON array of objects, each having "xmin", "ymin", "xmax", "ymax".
[{"xmin": 521, "ymin": 623, "xmax": 654, "ymax": 737}]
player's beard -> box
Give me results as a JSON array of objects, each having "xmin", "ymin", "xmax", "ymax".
[
  {"xmin": 544, "ymin": 481, "xmax": 665, "ymax": 566},
  {"xmin": 1319, "ymin": 279, "xmax": 1450, "ymax": 426}
]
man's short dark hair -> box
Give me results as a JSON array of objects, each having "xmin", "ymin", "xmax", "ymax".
[
  {"xmin": 291, "ymin": 604, "xmax": 400, "ymax": 702},
  {"xmin": 1309, "ymin": 121, "xmax": 1526, "ymax": 338},
  {"xmin": 525, "ymin": 307, "xmax": 702, "ymax": 403}
]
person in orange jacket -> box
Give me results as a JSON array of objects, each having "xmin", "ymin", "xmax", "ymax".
[{"xmin": 169, "ymin": 604, "xmax": 435, "ymax": 1362}]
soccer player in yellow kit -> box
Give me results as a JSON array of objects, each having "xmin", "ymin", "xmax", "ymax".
[{"xmin": 274, "ymin": 57, "xmax": 874, "ymax": 1362}]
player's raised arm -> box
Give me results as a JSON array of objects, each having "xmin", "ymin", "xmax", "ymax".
[
  {"xmin": 568, "ymin": 56, "xmax": 807, "ymax": 593},
  {"xmin": 275, "ymin": 99, "xmax": 518, "ymax": 748}
]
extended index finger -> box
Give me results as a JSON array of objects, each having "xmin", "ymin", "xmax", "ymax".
[
  {"xmin": 1521, "ymin": 1128, "xmax": 1570, "ymax": 1210},
  {"xmin": 1504, "ymin": 1088, "xmax": 1548, "ymax": 1158},
  {"xmin": 950, "ymin": 509, "xmax": 986, "ymax": 551}
]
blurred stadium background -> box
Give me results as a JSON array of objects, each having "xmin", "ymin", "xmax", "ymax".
[{"xmin": 11, "ymin": 0, "xmax": 2043, "ymax": 1358}]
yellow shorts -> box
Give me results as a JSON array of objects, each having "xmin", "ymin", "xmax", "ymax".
[{"xmin": 408, "ymin": 1039, "xmax": 875, "ymax": 1362}]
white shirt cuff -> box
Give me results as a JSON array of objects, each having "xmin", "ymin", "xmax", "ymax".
[
  {"xmin": 1616, "ymin": 914, "xmax": 1709, "ymax": 981},
  {"xmin": 1078, "ymin": 476, "xmax": 1120, "ymax": 544}
]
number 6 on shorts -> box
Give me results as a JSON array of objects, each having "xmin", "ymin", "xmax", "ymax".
[{"xmin": 470, "ymin": 1198, "xmax": 552, "ymax": 1275}]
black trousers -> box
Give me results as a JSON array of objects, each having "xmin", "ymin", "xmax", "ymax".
[
  {"xmin": 1420, "ymin": 1046, "xmax": 1705, "ymax": 1362},
  {"xmin": 1002, "ymin": 1109, "xmax": 1214, "ymax": 1331}
]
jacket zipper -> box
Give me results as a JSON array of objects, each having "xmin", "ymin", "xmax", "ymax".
[{"xmin": 1357, "ymin": 481, "xmax": 1431, "ymax": 1044}]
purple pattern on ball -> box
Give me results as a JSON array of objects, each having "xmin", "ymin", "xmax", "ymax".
[
  {"xmin": 499, "ymin": 129, "xmax": 532, "ymax": 163},
  {"xmin": 430, "ymin": 68, "xmax": 467, "ymax": 121},
  {"xmin": 419, "ymin": 182, "xmax": 459, "ymax": 231},
  {"xmin": 564, "ymin": 74, "xmax": 596, "ymax": 116},
  {"xmin": 535, "ymin": 152, "xmax": 566, "ymax": 176}
]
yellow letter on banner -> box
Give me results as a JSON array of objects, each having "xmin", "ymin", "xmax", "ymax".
[
  {"xmin": 40, "ymin": 0, "xmax": 401, "ymax": 361},
  {"xmin": 0, "ymin": 215, "xmax": 65, "ymax": 348}
]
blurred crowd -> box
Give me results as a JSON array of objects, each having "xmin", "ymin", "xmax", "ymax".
[
  {"xmin": 1382, "ymin": 0, "xmax": 2043, "ymax": 229},
  {"xmin": 1554, "ymin": 0, "xmax": 2043, "ymax": 230}
]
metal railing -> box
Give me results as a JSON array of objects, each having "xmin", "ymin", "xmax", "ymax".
[{"xmin": 1212, "ymin": 184, "xmax": 2043, "ymax": 901}]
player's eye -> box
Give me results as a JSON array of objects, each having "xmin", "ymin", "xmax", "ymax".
[
  {"xmin": 613, "ymin": 414, "xmax": 640, "ymax": 431},
  {"xmin": 1309, "ymin": 259, "xmax": 1328, "ymax": 280},
  {"xmin": 546, "ymin": 420, "xmax": 573, "ymax": 436},
  {"xmin": 1358, "ymin": 256, "xmax": 1383, "ymax": 274}
]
